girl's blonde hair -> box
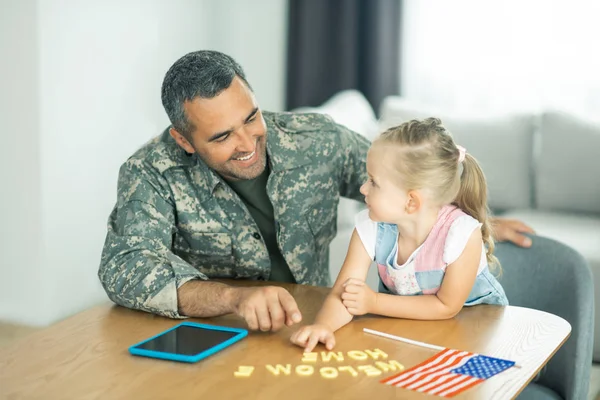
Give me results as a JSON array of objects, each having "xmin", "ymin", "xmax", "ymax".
[{"xmin": 373, "ymin": 117, "xmax": 499, "ymax": 268}]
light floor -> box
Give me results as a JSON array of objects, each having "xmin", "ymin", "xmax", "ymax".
[{"xmin": 0, "ymin": 321, "xmax": 599, "ymax": 399}]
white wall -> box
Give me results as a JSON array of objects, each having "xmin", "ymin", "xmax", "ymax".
[
  {"xmin": 208, "ymin": 0, "xmax": 288, "ymax": 112},
  {"xmin": 0, "ymin": 0, "xmax": 46, "ymax": 324},
  {"xmin": 0, "ymin": 0, "xmax": 288, "ymax": 326}
]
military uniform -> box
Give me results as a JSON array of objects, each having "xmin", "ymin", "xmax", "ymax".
[{"xmin": 98, "ymin": 112, "xmax": 370, "ymax": 317}]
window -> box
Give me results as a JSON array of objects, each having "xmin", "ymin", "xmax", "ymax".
[{"xmin": 401, "ymin": 0, "xmax": 600, "ymax": 114}]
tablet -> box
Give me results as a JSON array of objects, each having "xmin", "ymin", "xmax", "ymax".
[{"xmin": 128, "ymin": 322, "xmax": 248, "ymax": 363}]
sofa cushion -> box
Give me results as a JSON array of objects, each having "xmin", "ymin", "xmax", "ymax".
[
  {"xmin": 378, "ymin": 97, "xmax": 536, "ymax": 210},
  {"xmin": 499, "ymin": 208, "xmax": 600, "ymax": 361},
  {"xmin": 292, "ymin": 89, "xmax": 379, "ymax": 140},
  {"xmin": 499, "ymin": 209, "xmax": 600, "ymax": 275},
  {"xmin": 537, "ymin": 111, "xmax": 600, "ymax": 214}
]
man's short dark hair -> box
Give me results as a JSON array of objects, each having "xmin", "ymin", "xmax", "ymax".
[{"xmin": 161, "ymin": 50, "xmax": 251, "ymax": 141}]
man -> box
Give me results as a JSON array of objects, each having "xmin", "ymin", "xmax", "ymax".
[{"xmin": 99, "ymin": 50, "xmax": 534, "ymax": 332}]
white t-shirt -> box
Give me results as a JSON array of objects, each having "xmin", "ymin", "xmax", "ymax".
[{"xmin": 354, "ymin": 209, "xmax": 487, "ymax": 274}]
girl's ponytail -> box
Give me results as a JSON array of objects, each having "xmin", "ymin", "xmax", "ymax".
[{"xmin": 453, "ymin": 153, "xmax": 499, "ymax": 269}]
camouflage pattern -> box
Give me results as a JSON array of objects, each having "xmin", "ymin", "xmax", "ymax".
[{"xmin": 99, "ymin": 112, "xmax": 370, "ymax": 317}]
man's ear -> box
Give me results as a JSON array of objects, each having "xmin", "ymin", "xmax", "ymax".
[
  {"xmin": 169, "ymin": 127, "xmax": 195, "ymax": 154},
  {"xmin": 405, "ymin": 190, "xmax": 422, "ymax": 214}
]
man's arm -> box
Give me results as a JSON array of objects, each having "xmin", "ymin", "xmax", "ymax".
[
  {"xmin": 99, "ymin": 160, "xmax": 208, "ymax": 318},
  {"xmin": 177, "ymin": 280, "xmax": 237, "ymax": 317},
  {"xmin": 335, "ymin": 124, "xmax": 371, "ymax": 201},
  {"xmin": 490, "ymin": 217, "xmax": 535, "ymax": 248},
  {"xmin": 178, "ymin": 280, "xmax": 302, "ymax": 331}
]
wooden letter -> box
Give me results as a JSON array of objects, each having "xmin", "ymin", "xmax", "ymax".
[
  {"xmin": 233, "ymin": 366, "xmax": 255, "ymax": 377},
  {"xmin": 320, "ymin": 367, "xmax": 339, "ymax": 379},
  {"xmin": 375, "ymin": 360, "xmax": 404, "ymax": 373},
  {"xmin": 302, "ymin": 352, "xmax": 318, "ymax": 363},
  {"xmin": 338, "ymin": 366, "xmax": 358, "ymax": 377},
  {"xmin": 266, "ymin": 364, "xmax": 292, "ymax": 376},
  {"xmin": 347, "ymin": 350, "xmax": 368, "ymax": 361},
  {"xmin": 365, "ymin": 348, "xmax": 388, "ymax": 360},
  {"xmin": 321, "ymin": 351, "xmax": 344, "ymax": 362},
  {"xmin": 296, "ymin": 365, "xmax": 315, "ymax": 376},
  {"xmin": 358, "ymin": 365, "xmax": 382, "ymax": 377}
]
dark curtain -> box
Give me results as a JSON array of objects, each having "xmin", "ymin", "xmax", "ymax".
[{"xmin": 286, "ymin": 0, "xmax": 401, "ymax": 111}]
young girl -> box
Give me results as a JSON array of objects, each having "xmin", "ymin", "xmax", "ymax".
[{"xmin": 291, "ymin": 117, "xmax": 508, "ymax": 353}]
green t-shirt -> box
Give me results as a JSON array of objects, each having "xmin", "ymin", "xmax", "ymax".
[{"xmin": 226, "ymin": 165, "xmax": 296, "ymax": 283}]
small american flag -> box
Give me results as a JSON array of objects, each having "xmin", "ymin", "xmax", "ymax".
[{"xmin": 381, "ymin": 348, "xmax": 515, "ymax": 397}]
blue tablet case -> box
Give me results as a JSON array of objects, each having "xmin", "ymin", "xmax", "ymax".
[{"xmin": 129, "ymin": 322, "xmax": 248, "ymax": 363}]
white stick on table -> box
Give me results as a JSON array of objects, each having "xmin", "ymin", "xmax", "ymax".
[{"xmin": 363, "ymin": 328, "xmax": 445, "ymax": 351}]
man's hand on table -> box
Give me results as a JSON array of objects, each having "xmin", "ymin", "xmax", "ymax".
[
  {"xmin": 232, "ymin": 286, "xmax": 302, "ymax": 332},
  {"xmin": 177, "ymin": 281, "xmax": 302, "ymax": 332},
  {"xmin": 490, "ymin": 217, "xmax": 535, "ymax": 248}
]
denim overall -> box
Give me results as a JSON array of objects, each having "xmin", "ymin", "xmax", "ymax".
[{"xmin": 375, "ymin": 206, "xmax": 508, "ymax": 306}]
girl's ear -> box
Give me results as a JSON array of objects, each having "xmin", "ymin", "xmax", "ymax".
[{"xmin": 405, "ymin": 190, "xmax": 422, "ymax": 214}]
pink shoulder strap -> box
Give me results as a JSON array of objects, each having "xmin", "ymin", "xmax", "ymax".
[{"xmin": 414, "ymin": 205, "xmax": 467, "ymax": 274}]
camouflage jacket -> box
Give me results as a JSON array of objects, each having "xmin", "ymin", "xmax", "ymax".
[{"xmin": 99, "ymin": 111, "xmax": 370, "ymax": 317}]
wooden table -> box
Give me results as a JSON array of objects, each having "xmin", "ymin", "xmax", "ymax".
[{"xmin": 0, "ymin": 283, "xmax": 570, "ymax": 399}]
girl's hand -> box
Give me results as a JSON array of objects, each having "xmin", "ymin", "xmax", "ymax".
[
  {"xmin": 341, "ymin": 278, "xmax": 377, "ymax": 315},
  {"xmin": 290, "ymin": 324, "xmax": 336, "ymax": 353}
]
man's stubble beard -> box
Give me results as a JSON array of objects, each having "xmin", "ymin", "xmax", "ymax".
[{"xmin": 207, "ymin": 137, "xmax": 268, "ymax": 181}]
